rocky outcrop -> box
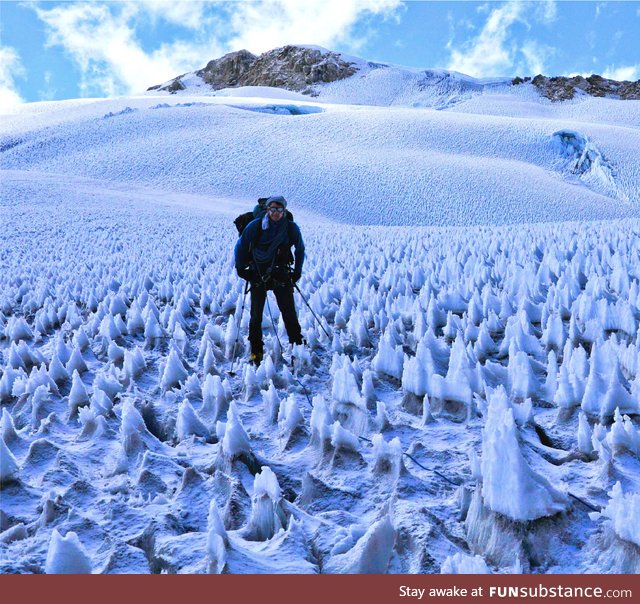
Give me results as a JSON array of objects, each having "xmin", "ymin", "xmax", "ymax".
[
  {"xmin": 526, "ymin": 74, "xmax": 640, "ymax": 101},
  {"xmin": 196, "ymin": 50, "xmax": 257, "ymax": 89},
  {"xmin": 148, "ymin": 76, "xmax": 186, "ymax": 93},
  {"xmin": 149, "ymin": 46, "xmax": 360, "ymax": 95}
]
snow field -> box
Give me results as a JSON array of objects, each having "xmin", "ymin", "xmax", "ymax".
[
  {"xmin": 2, "ymin": 93, "xmax": 639, "ymax": 228},
  {"xmin": 2, "ymin": 170, "xmax": 640, "ymax": 573}
]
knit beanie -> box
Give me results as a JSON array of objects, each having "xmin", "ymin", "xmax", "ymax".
[{"xmin": 266, "ymin": 195, "xmax": 287, "ymax": 209}]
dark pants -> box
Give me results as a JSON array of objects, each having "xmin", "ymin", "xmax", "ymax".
[{"xmin": 249, "ymin": 281, "xmax": 302, "ymax": 354}]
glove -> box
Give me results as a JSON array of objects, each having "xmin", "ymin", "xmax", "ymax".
[
  {"xmin": 291, "ymin": 270, "xmax": 301, "ymax": 284},
  {"xmin": 237, "ymin": 266, "xmax": 253, "ymax": 281}
]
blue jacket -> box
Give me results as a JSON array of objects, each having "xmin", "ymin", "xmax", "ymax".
[{"xmin": 235, "ymin": 217, "xmax": 305, "ymax": 275}]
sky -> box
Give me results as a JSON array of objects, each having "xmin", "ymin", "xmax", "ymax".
[{"xmin": 1, "ymin": 0, "xmax": 639, "ymax": 110}]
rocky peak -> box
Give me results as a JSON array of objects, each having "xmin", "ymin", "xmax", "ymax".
[
  {"xmin": 523, "ymin": 74, "xmax": 640, "ymax": 101},
  {"xmin": 149, "ymin": 45, "xmax": 359, "ymax": 95},
  {"xmin": 148, "ymin": 45, "xmax": 640, "ymax": 104},
  {"xmin": 196, "ymin": 49, "xmax": 257, "ymax": 89},
  {"xmin": 242, "ymin": 45, "xmax": 359, "ymax": 92}
]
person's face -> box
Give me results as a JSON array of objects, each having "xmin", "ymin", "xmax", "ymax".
[{"xmin": 267, "ymin": 203, "xmax": 285, "ymax": 222}]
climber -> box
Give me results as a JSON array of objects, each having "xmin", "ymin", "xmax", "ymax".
[{"xmin": 234, "ymin": 196, "xmax": 305, "ymax": 365}]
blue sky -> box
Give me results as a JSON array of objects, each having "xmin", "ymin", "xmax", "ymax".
[{"xmin": 1, "ymin": 0, "xmax": 639, "ymax": 109}]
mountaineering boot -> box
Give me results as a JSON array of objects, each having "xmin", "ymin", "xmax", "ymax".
[{"xmin": 249, "ymin": 351, "xmax": 263, "ymax": 366}]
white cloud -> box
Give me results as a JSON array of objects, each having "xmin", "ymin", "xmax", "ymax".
[
  {"xmin": 0, "ymin": 46, "xmax": 25, "ymax": 113},
  {"xmin": 34, "ymin": 2, "xmax": 223, "ymax": 96},
  {"xmin": 520, "ymin": 40, "xmax": 553, "ymax": 76},
  {"xmin": 446, "ymin": 2, "xmax": 556, "ymax": 78},
  {"xmin": 134, "ymin": 0, "xmax": 209, "ymax": 30},
  {"xmin": 603, "ymin": 65, "xmax": 639, "ymax": 81},
  {"xmin": 225, "ymin": 0, "xmax": 402, "ymax": 54},
  {"xmin": 536, "ymin": 0, "xmax": 557, "ymax": 24},
  {"xmin": 31, "ymin": 0, "xmax": 402, "ymax": 98},
  {"xmin": 595, "ymin": 2, "xmax": 608, "ymax": 19},
  {"xmin": 447, "ymin": 1, "xmax": 525, "ymax": 77},
  {"xmin": 39, "ymin": 71, "xmax": 57, "ymax": 102}
]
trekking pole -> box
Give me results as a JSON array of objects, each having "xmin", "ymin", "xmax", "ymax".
[
  {"xmin": 228, "ymin": 280, "xmax": 250, "ymax": 377},
  {"xmin": 293, "ymin": 282, "xmax": 331, "ymax": 340}
]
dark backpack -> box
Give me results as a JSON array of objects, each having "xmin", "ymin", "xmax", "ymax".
[
  {"xmin": 234, "ymin": 198, "xmax": 296, "ymax": 266},
  {"xmin": 233, "ymin": 211, "xmax": 258, "ymax": 236}
]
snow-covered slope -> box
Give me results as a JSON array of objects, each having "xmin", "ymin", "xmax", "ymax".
[
  {"xmin": 307, "ymin": 65, "xmax": 508, "ymax": 109},
  {"xmin": 2, "ymin": 88, "xmax": 639, "ymax": 226}
]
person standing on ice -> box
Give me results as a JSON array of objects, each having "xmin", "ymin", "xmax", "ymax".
[{"xmin": 234, "ymin": 196, "xmax": 305, "ymax": 365}]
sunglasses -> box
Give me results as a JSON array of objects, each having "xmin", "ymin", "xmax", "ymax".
[{"xmin": 268, "ymin": 206, "xmax": 285, "ymax": 214}]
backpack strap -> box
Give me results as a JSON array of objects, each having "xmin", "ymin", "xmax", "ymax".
[{"xmin": 250, "ymin": 222, "xmax": 263, "ymax": 251}]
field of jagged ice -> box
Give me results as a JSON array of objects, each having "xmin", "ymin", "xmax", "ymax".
[
  {"xmin": 2, "ymin": 169, "xmax": 640, "ymax": 573},
  {"xmin": 1, "ymin": 78, "xmax": 640, "ymax": 573}
]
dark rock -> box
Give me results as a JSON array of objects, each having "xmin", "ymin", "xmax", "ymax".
[
  {"xmin": 148, "ymin": 45, "xmax": 359, "ymax": 94},
  {"xmin": 165, "ymin": 79, "xmax": 186, "ymax": 93},
  {"xmin": 530, "ymin": 73, "xmax": 640, "ymax": 102},
  {"xmin": 197, "ymin": 49, "xmax": 257, "ymax": 88}
]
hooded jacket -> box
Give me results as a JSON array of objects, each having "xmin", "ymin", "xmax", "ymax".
[{"xmin": 234, "ymin": 216, "xmax": 305, "ymax": 277}]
